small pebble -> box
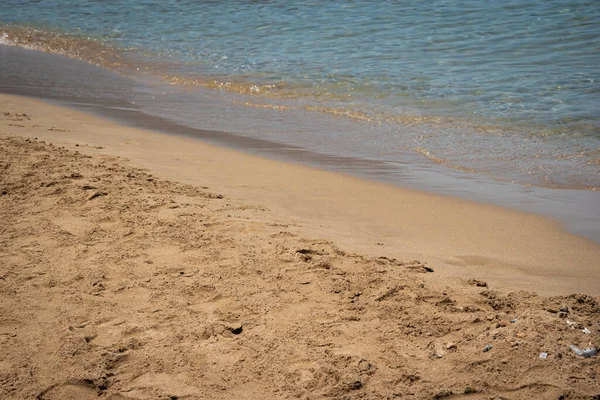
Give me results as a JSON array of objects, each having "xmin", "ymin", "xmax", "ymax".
[
  {"xmin": 496, "ymin": 320, "xmax": 509, "ymax": 328},
  {"xmin": 570, "ymin": 345, "xmax": 598, "ymax": 358},
  {"xmin": 446, "ymin": 342, "xmax": 457, "ymax": 351},
  {"xmin": 483, "ymin": 344, "xmax": 493, "ymax": 352},
  {"xmin": 539, "ymin": 352, "xmax": 548, "ymax": 359}
]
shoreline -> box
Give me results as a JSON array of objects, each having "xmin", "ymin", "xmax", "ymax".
[
  {"xmin": 1, "ymin": 96, "xmax": 600, "ymax": 399},
  {"xmin": 1, "ymin": 93, "xmax": 599, "ymax": 296},
  {"xmin": 1, "ymin": 42, "xmax": 599, "ymax": 245}
]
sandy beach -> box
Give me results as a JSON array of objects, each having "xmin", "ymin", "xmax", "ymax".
[{"xmin": 1, "ymin": 93, "xmax": 599, "ymax": 399}]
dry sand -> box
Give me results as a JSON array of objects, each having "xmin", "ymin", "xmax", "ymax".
[{"xmin": 0, "ymin": 94, "xmax": 599, "ymax": 399}]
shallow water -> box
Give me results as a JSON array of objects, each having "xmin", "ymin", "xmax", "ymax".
[{"xmin": 1, "ymin": 0, "xmax": 599, "ymax": 189}]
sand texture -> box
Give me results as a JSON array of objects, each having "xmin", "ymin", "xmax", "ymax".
[
  {"xmin": 1, "ymin": 95, "xmax": 599, "ymax": 297},
  {"xmin": 1, "ymin": 105, "xmax": 599, "ymax": 399}
]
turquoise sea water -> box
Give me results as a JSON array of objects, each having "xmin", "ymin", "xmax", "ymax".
[{"xmin": 1, "ymin": 0, "xmax": 599, "ymax": 188}]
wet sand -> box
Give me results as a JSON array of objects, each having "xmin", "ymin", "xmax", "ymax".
[
  {"xmin": 1, "ymin": 94, "xmax": 600, "ymax": 399},
  {"xmin": 1, "ymin": 93, "xmax": 599, "ymax": 296}
]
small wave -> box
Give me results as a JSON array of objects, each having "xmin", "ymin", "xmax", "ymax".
[{"xmin": 0, "ymin": 25, "xmax": 127, "ymax": 72}]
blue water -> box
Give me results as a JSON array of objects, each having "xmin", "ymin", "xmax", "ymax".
[{"xmin": 1, "ymin": 0, "xmax": 599, "ymax": 188}]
